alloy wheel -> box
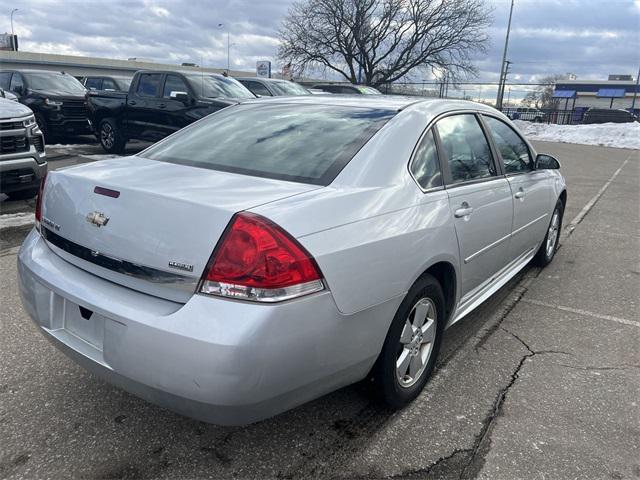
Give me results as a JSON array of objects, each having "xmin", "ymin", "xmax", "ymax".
[
  {"xmin": 546, "ymin": 209, "xmax": 560, "ymax": 258},
  {"xmin": 396, "ymin": 297, "xmax": 437, "ymax": 388},
  {"xmin": 101, "ymin": 123, "xmax": 114, "ymax": 149}
]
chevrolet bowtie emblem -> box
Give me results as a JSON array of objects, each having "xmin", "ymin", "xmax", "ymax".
[{"xmin": 86, "ymin": 211, "xmax": 110, "ymax": 227}]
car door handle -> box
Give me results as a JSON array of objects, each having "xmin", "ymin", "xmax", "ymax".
[
  {"xmin": 158, "ymin": 103, "xmax": 166, "ymax": 109},
  {"xmin": 454, "ymin": 203, "xmax": 474, "ymax": 218},
  {"xmin": 129, "ymin": 100, "xmax": 137, "ymax": 106},
  {"xmin": 514, "ymin": 189, "xmax": 525, "ymax": 199}
]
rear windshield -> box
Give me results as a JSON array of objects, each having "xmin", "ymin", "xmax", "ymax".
[{"xmin": 141, "ymin": 103, "xmax": 395, "ymax": 185}]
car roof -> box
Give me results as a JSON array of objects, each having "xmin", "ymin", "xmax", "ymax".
[
  {"xmin": 235, "ymin": 77, "xmax": 291, "ymax": 83},
  {"xmin": 0, "ymin": 69, "xmax": 72, "ymax": 75},
  {"xmin": 240, "ymin": 94, "xmax": 498, "ymax": 115}
]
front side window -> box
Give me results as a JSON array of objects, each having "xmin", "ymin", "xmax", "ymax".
[
  {"xmin": 186, "ymin": 75, "xmax": 254, "ymax": 100},
  {"xmin": 141, "ymin": 104, "xmax": 395, "ymax": 185},
  {"xmin": 243, "ymin": 81, "xmax": 272, "ymax": 97},
  {"xmin": 410, "ymin": 129, "xmax": 442, "ymax": 190},
  {"xmin": 0, "ymin": 72, "xmax": 11, "ymax": 90},
  {"xmin": 483, "ymin": 116, "xmax": 532, "ymax": 174},
  {"xmin": 9, "ymin": 73, "xmax": 24, "ymax": 92},
  {"xmin": 436, "ymin": 114, "xmax": 496, "ymax": 184},
  {"xmin": 102, "ymin": 78, "xmax": 118, "ymax": 90},
  {"xmin": 269, "ymin": 81, "xmax": 309, "ymax": 96},
  {"xmin": 136, "ymin": 73, "xmax": 161, "ymax": 97},
  {"xmin": 85, "ymin": 78, "xmax": 103, "ymax": 90},
  {"xmin": 163, "ymin": 75, "xmax": 189, "ymax": 98}
]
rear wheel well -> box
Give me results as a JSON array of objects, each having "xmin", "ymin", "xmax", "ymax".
[{"xmin": 419, "ymin": 262, "xmax": 456, "ymax": 323}]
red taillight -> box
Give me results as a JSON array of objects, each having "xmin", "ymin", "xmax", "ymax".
[
  {"xmin": 200, "ymin": 212, "xmax": 324, "ymax": 302},
  {"xmin": 34, "ymin": 173, "xmax": 47, "ymax": 232}
]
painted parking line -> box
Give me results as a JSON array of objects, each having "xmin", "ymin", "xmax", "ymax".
[
  {"xmin": 522, "ymin": 298, "xmax": 639, "ymax": 328},
  {"xmin": 562, "ymin": 151, "xmax": 635, "ymax": 239}
]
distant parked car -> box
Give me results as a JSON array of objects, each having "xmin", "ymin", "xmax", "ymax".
[
  {"xmin": 19, "ymin": 97, "xmax": 566, "ymax": 425},
  {"xmin": 312, "ymin": 83, "xmax": 382, "ymax": 95},
  {"xmin": 0, "ymin": 69, "xmax": 91, "ymax": 140},
  {"xmin": 582, "ymin": 108, "xmax": 638, "ymax": 124},
  {"xmin": 86, "ymin": 70, "xmax": 255, "ymax": 153},
  {"xmin": 0, "ymin": 97, "xmax": 46, "ymax": 199},
  {"xmin": 308, "ymin": 88, "xmax": 330, "ymax": 95},
  {"xmin": 236, "ymin": 77, "xmax": 310, "ymax": 96},
  {"xmin": 505, "ymin": 107, "xmax": 545, "ymax": 123},
  {"xmin": 82, "ymin": 75, "xmax": 132, "ymax": 92}
]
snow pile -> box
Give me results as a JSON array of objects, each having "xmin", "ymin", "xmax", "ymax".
[
  {"xmin": 513, "ymin": 120, "xmax": 640, "ymax": 150},
  {"xmin": 0, "ymin": 212, "xmax": 34, "ymax": 229}
]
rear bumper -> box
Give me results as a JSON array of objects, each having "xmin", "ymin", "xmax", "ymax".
[{"xmin": 17, "ymin": 229, "xmax": 399, "ymax": 425}]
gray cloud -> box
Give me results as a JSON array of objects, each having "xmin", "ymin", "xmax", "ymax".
[{"xmin": 1, "ymin": 0, "xmax": 638, "ymax": 98}]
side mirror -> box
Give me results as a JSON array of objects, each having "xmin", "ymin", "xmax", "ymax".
[
  {"xmin": 535, "ymin": 153, "xmax": 561, "ymax": 170},
  {"xmin": 169, "ymin": 91, "xmax": 189, "ymax": 103},
  {"xmin": 13, "ymin": 85, "xmax": 24, "ymax": 96},
  {"xmin": 0, "ymin": 88, "xmax": 5, "ymax": 98}
]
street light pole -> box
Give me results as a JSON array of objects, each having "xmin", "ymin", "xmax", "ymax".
[
  {"xmin": 496, "ymin": 0, "xmax": 515, "ymax": 110},
  {"xmin": 10, "ymin": 8, "xmax": 18, "ymax": 51},
  {"xmin": 218, "ymin": 23, "xmax": 230, "ymax": 73}
]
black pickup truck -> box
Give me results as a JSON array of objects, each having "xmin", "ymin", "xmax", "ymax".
[
  {"xmin": 0, "ymin": 69, "xmax": 91, "ymax": 140},
  {"xmin": 86, "ymin": 70, "xmax": 255, "ymax": 153}
]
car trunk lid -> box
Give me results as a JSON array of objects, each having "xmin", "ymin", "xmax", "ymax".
[{"xmin": 41, "ymin": 156, "xmax": 321, "ymax": 302}]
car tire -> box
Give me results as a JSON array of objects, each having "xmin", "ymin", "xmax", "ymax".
[
  {"xmin": 533, "ymin": 199, "xmax": 564, "ymax": 267},
  {"xmin": 372, "ymin": 274, "xmax": 445, "ymax": 409},
  {"xmin": 534, "ymin": 116, "xmax": 543, "ymax": 123},
  {"xmin": 98, "ymin": 117, "xmax": 126, "ymax": 154},
  {"xmin": 8, "ymin": 188, "xmax": 38, "ymax": 200}
]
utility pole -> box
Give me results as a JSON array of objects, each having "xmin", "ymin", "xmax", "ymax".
[
  {"xmin": 632, "ymin": 65, "xmax": 640, "ymax": 110},
  {"xmin": 506, "ymin": 87, "xmax": 511, "ymax": 106},
  {"xmin": 10, "ymin": 8, "xmax": 18, "ymax": 51},
  {"xmin": 496, "ymin": 0, "xmax": 515, "ymax": 110}
]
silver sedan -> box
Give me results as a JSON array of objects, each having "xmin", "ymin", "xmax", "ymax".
[{"xmin": 18, "ymin": 96, "xmax": 566, "ymax": 425}]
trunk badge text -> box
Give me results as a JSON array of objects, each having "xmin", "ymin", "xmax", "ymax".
[
  {"xmin": 169, "ymin": 261, "xmax": 194, "ymax": 273},
  {"xmin": 86, "ymin": 211, "xmax": 110, "ymax": 227}
]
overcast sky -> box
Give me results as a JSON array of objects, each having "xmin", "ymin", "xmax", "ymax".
[{"xmin": 2, "ymin": 0, "xmax": 639, "ymax": 101}]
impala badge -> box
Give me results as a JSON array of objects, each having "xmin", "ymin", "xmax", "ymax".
[
  {"xmin": 169, "ymin": 261, "xmax": 194, "ymax": 272},
  {"xmin": 86, "ymin": 211, "xmax": 109, "ymax": 227}
]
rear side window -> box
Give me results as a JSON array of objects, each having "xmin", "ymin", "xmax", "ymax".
[
  {"xmin": 410, "ymin": 130, "xmax": 442, "ymax": 190},
  {"xmin": 436, "ymin": 114, "xmax": 496, "ymax": 184},
  {"xmin": 483, "ymin": 116, "xmax": 532, "ymax": 174},
  {"xmin": 136, "ymin": 73, "xmax": 161, "ymax": 97},
  {"xmin": 141, "ymin": 104, "xmax": 395, "ymax": 185}
]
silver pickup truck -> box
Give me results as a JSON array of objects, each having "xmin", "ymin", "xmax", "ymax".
[{"xmin": 0, "ymin": 95, "xmax": 47, "ymax": 200}]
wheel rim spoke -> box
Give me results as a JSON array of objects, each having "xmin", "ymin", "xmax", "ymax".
[
  {"xmin": 421, "ymin": 318, "xmax": 436, "ymax": 344},
  {"xmin": 396, "ymin": 348, "xmax": 411, "ymax": 377},
  {"xmin": 412, "ymin": 300, "xmax": 430, "ymax": 328},
  {"xmin": 409, "ymin": 355, "xmax": 423, "ymax": 378},
  {"xmin": 399, "ymin": 320, "xmax": 414, "ymax": 344}
]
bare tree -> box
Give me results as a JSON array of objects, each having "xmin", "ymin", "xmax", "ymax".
[
  {"xmin": 522, "ymin": 74, "xmax": 568, "ymax": 110},
  {"xmin": 278, "ymin": 0, "xmax": 492, "ymax": 87}
]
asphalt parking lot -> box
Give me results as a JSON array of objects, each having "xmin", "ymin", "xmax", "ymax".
[{"xmin": 1, "ymin": 140, "xmax": 638, "ymax": 480}]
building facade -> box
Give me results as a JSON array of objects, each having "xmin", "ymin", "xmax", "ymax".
[{"xmin": 554, "ymin": 78, "xmax": 640, "ymax": 109}]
